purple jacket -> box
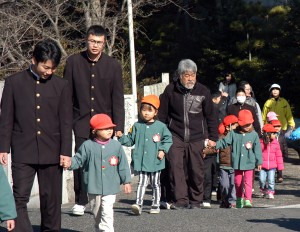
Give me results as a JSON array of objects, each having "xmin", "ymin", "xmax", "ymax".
[{"xmin": 260, "ymin": 139, "xmax": 284, "ymax": 171}]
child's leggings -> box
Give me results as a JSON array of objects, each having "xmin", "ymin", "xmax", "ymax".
[
  {"xmin": 136, "ymin": 171, "xmax": 161, "ymax": 206},
  {"xmin": 234, "ymin": 169, "xmax": 253, "ymax": 202}
]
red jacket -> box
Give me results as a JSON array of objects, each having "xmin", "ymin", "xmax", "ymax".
[{"xmin": 260, "ymin": 139, "xmax": 284, "ymax": 171}]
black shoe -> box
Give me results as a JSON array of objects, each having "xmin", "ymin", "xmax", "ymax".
[
  {"xmin": 172, "ymin": 203, "xmax": 190, "ymax": 209},
  {"xmin": 190, "ymin": 204, "xmax": 201, "ymax": 209}
]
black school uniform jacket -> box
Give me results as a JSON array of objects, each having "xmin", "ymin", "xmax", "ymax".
[
  {"xmin": 64, "ymin": 52, "xmax": 125, "ymax": 138},
  {"xmin": 0, "ymin": 69, "xmax": 72, "ymax": 164}
]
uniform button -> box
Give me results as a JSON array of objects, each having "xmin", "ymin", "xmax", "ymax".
[
  {"xmin": 144, "ymin": 151, "xmax": 147, "ymax": 154},
  {"xmin": 91, "ymin": 109, "xmax": 94, "ymax": 112},
  {"xmin": 37, "ymin": 118, "xmax": 41, "ymax": 122},
  {"xmin": 36, "ymin": 93, "xmax": 40, "ymax": 97},
  {"xmin": 37, "ymin": 106, "xmax": 40, "ymax": 109},
  {"xmin": 146, "ymin": 126, "xmax": 149, "ymax": 128},
  {"xmin": 102, "ymin": 146, "xmax": 105, "ymax": 149},
  {"xmin": 37, "ymin": 131, "xmax": 41, "ymax": 135},
  {"xmin": 146, "ymin": 139, "xmax": 148, "ymax": 141},
  {"xmin": 91, "ymin": 74, "xmax": 95, "ymax": 77},
  {"xmin": 91, "ymin": 97, "xmax": 94, "ymax": 101},
  {"xmin": 243, "ymin": 134, "xmax": 245, "ymax": 136},
  {"xmin": 36, "ymin": 81, "xmax": 40, "ymax": 84},
  {"xmin": 242, "ymin": 144, "xmax": 244, "ymax": 146},
  {"xmin": 92, "ymin": 63, "xmax": 95, "ymax": 66},
  {"xmin": 91, "ymin": 86, "xmax": 95, "ymax": 89}
]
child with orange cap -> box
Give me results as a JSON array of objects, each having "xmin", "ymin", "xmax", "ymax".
[
  {"xmin": 65, "ymin": 114, "xmax": 132, "ymax": 232},
  {"xmin": 217, "ymin": 115, "xmax": 239, "ymax": 208},
  {"xmin": 259, "ymin": 124, "xmax": 284, "ymax": 199},
  {"xmin": 216, "ymin": 109, "xmax": 262, "ymax": 208},
  {"xmin": 116, "ymin": 94, "xmax": 172, "ymax": 215},
  {"xmin": 271, "ymin": 119, "xmax": 287, "ymax": 183}
]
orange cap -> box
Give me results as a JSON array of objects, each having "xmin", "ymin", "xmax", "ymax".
[
  {"xmin": 238, "ymin": 109, "xmax": 254, "ymax": 126},
  {"xmin": 218, "ymin": 123, "xmax": 225, "ymax": 135},
  {"xmin": 271, "ymin": 119, "xmax": 281, "ymax": 127},
  {"xmin": 141, "ymin": 94, "xmax": 160, "ymax": 109},
  {"xmin": 223, "ymin": 115, "xmax": 238, "ymax": 127},
  {"xmin": 90, "ymin": 114, "xmax": 116, "ymax": 130},
  {"xmin": 262, "ymin": 124, "xmax": 277, "ymax": 133}
]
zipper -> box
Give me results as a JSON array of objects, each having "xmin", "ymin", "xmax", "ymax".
[{"xmin": 184, "ymin": 93, "xmax": 190, "ymax": 142}]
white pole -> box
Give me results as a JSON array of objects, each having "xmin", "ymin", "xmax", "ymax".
[{"xmin": 127, "ymin": 0, "xmax": 138, "ymax": 121}]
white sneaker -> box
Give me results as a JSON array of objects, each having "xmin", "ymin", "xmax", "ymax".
[
  {"xmin": 267, "ymin": 193, "xmax": 274, "ymax": 199},
  {"xmin": 149, "ymin": 206, "xmax": 160, "ymax": 214},
  {"xmin": 131, "ymin": 204, "xmax": 142, "ymax": 215},
  {"xmin": 211, "ymin": 191, "xmax": 217, "ymax": 196},
  {"xmin": 202, "ymin": 202, "xmax": 211, "ymax": 209},
  {"xmin": 160, "ymin": 201, "xmax": 171, "ymax": 210},
  {"xmin": 71, "ymin": 204, "xmax": 86, "ymax": 216}
]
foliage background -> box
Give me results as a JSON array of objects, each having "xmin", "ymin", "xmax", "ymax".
[{"xmin": 0, "ymin": 0, "xmax": 299, "ymax": 114}]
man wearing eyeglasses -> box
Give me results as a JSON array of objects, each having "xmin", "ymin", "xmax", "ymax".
[{"xmin": 64, "ymin": 25, "xmax": 125, "ymax": 216}]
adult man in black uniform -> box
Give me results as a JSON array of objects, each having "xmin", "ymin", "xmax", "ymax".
[
  {"xmin": 0, "ymin": 39, "xmax": 72, "ymax": 231},
  {"xmin": 64, "ymin": 25, "xmax": 125, "ymax": 215}
]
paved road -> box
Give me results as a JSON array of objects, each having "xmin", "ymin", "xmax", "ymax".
[{"xmin": 1, "ymin": 149, "xmax": 299, "ymax": 232}]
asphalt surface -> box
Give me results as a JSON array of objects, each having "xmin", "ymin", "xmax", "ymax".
[{"xmin": 1, "ymin": 148, "xmax": 300, "ymax": 232}]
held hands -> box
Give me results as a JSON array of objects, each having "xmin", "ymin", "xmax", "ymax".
[
  {"xmin": 202, "ymin": 139, "xmax": 217, "ymax": 158},
  {"xmin": 257, "ymin": 165, "xmax": 262, "ymax": 171},
  {"xmin": 158, "ymin": 151, "xmax": 165, "ymax": 160},
  {"xmin": 207, "ymin": 140, "xmax": 216, "ymax": 147},
  {"xmin": 7, "ymin": 219, "xmax": 15, "ymax": 231},
  {"xmin": 60, "ymin": 155, "xmax": 71, "ymax": 170},
  {"xmin": 115, "ymin": 131, "xmax": 123, "ymax": 138},
  {"xmin": 0, "ymin": 153, "xmax": 8, "ymax": 165},
  {"xmin": 124, "ymin": 183, "xmax": 132, "ymax": 194}
]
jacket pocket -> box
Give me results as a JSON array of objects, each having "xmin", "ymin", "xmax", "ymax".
[{"xmin": 189, "ymin": 96, "xmax": 204, "ymax": 114}]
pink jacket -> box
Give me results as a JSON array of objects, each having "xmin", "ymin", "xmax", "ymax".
[{"xmin": 260, "ymin": 139, "xmax": 284, "ymax": 171}]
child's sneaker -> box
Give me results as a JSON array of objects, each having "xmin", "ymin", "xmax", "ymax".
[
  {"xmin": 256, "ymin": 190, "xmax": 266, "ymax": 198},
  {"xmin": 266, "ymin": 193, "xmax": 274, "ymax": 199},
  {"xmin": 131, "ymin": 204, "xmax": 142, "ymax": 215},
  {"xmin": 243, "ymin": 200, "xmax": 252, "ymax": 208},
  {"xmin": 71, "ymin": 204, "xmax": 86, "ymax": 216},
  {"xmin": 160, "ymin": 201, "xmax": 171, "ymax": 210},
  {"xmin": 219, "ymin": 201, "xmax": 229, "ymax": 208},
  {"xmin": 229, "ymin": 204, "xmax": 236, "ymax": 209},
  {"xmin": 202, "ymin": 202, "xmax": 211, "ymax": 209},
  {"xmin": 149, "ymin": 206, "xmax": 160, "ymax": 214},
  {"xmin": 236, "ymin": 198, "xmax": 244, "ymax": 208}
]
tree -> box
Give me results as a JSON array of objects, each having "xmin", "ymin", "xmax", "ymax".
[{"xmin": 0, "ymin": 0, "xmax": 174, "ymax": 81}]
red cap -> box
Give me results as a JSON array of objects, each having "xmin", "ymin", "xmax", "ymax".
[
  {"xmin": 141, "ymin": 95, "xmax": 160, "ymax": 109},
  {"xmin": 223, "ymin": 115, "xmax": 238, "ymax": 127},
  {"xmin": 271, "ymin": 119, "xmax": 281, "ymax": 127},
  {"xmin": 218, "ymin": 123, "xmax": 225, "ymax": 135},
  {"xmin": 262, "ymin": 124, "xmax": 277, "ymax": 133},
  {"xmin": 90, "ymin": 114, "xmax": 116, "ymax": 130},
  {"xmin": 238, "ymin": 109, "xmax": 254, "ymax": 126}
]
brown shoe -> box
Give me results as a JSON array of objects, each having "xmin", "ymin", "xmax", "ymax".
[{"xmin": 277, "ymin": 177, "xmax": 283, "ymax": 183}]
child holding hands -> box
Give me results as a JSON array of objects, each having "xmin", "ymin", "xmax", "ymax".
[
  {"xmin": 65, "ymin": 114, "xmax": 131, "ymax": 232},
  {"xmin": 116, "ymin": 95, "xmax": 172, "ymax": 215},
  {"xmin": 216, "ymin": 109, "xmax": 262, "ymax": 208},
  {"xmin": 259, "ymin": 124, "xmax": 284, "ymax": 199},
  {"xmin": 217, "ymin": 115, "xmax": 239, "ymax": 208}
]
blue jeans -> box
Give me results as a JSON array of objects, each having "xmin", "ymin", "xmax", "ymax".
[
  {"xmin": 259, "ymin": 168, "xmax": 276, "ymax": 194},
  {"xmin": 219, "ymin": 169, "xmax": 236, "ymax": 205}
]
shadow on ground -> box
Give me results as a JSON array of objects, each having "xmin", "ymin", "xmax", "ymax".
[{"xmin": 248, "ymin": 217, "xmax": 300, "ymax": 231}]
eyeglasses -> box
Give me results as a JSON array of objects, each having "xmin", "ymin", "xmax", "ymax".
[{"xmin": 88, "ymin": 39, "xmax": 105, "ymax": 46}]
